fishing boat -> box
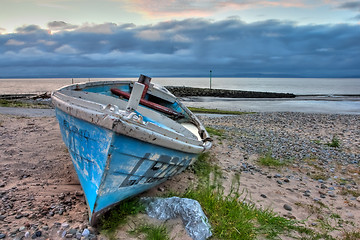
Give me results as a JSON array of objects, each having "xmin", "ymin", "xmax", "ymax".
[{"xmin": 51, "ymin": 75, "xmax": 212, "ymax": 224}]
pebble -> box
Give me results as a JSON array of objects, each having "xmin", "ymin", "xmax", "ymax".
[
  {"xmin": 357, "ymin": 196, "xmax": 360, "ymax": 203},
  {"xmin": 283, "ymin": 204, "xmax": 292, "ymax": 211},
  {"xmin": 76, "ymin": 232, "xmax": 82, "ymax": 239},
  {"xmin": 68, "ymin": 228, "xmax": 77, "ymax": 235},
  {"xmin": 31, "ymin": 231, "xmax": 41, "ymax": 239},
  {"xmin": 61, "ymin": 222, "xmax": 69, "ymax": 229},
  {"xmin": 82, "ymin": 229, "xmax": 90, "ymax": 237},
  {"xmin": 260, "ymin": 194, "xmax": 267, "ymax": 198},
  {"xmin": 61, "ymin": 230, "xmax": 67, "ymax": 238},
  {"xmin": 157, "ymin": 187, "xmax": 165, "ymax": 192},
  {"xmin": 328, "ymin": 191, "xmax": 336, "ymax": 197},
  {"xmin": 0, "ymin": 233, "xmax": 5, "ymax": 239},
  {"xmin": 75, "ymin": 191, "xmax": 84, "ymax": 196}
]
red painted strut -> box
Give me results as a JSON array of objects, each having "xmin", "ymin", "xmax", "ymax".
[{"xmin": 110, "ymin": 88, "xmax": 183, "ymax": 118}]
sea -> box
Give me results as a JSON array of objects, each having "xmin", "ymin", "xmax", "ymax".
[{"xmin": 1, "ymin": 77, "xmax": 359, "ymax": 114}]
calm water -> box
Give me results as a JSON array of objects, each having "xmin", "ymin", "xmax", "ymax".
[
  {"xmin": 1, "ymin": 77, "xmax": 359, "ymax": 114},
  {"xmin": 156, "ymin": 77, "xmax": 360, "ymax": 96}
]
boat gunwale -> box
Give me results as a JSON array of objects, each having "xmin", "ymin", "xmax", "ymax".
[{"xmin": 52, "ymin": 81, "xmax": 211, "ymax": 153}]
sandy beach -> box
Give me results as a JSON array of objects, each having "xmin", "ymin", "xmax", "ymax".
[{"xmin": 0, "ymin": 110, "xmax": 359, "ymax": 239}]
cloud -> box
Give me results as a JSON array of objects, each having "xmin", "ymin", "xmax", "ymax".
[
  {"xmin": 0, "ymin": 18, "xmax": 359, "ymax": 77},
  {"xmin": 47, "ymin": 21, "xmax": 78, "ymax": 31},
  {"xmin": 77, "ymin": 23, "xmax": 118, "ymax": 34},
  {"xmin": 338, "ymin": 1, "xmax": 360, "ymax": 11},
  {"xmin": 54, "ymin": 44, "xmax": 78, "ymax": 54},
  {"xmin": 5, "ymin": 39, "xmax": 25, "ymax": 46},
  {"xmin": 15, "ymin": 24, "xmax": 46, "ymax": 34}
]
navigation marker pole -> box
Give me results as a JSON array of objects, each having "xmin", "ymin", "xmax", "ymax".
[{"xmin": 210, "ymin": 70, "xmax": 212, "ymax": 89}]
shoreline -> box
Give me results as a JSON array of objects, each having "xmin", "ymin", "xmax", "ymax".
[{"xmin": 1, "ymin": 89, "xmax": 359, "ymax": 115}]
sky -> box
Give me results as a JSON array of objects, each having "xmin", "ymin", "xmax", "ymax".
[{"xmin": 1, "ymin": 0, "xmax": 360, "ymax": 78}]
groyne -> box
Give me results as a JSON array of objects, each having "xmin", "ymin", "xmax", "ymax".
[{"xmin": 165, "ymin": 86, "xmax": 296, "ymax": 98}]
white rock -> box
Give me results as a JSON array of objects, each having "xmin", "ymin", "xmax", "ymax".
[{"xmin": 82, "ymin": 229, "xmax": 90, "ymax": 237}]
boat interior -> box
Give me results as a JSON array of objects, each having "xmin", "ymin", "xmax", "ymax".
[{"xmin": 55, "ymin": 76, "xmax": 205, "ymax": 142}]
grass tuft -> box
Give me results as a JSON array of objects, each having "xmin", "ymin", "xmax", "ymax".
[
  {"xmin": 309, "ymin": 172, "xmax": 329, "ymax": 181},
  {"xmin": 339, "ymin": 188, "xmax": 360, "ymax": 198},
  {"xmin": 98, "ymin": 198, "xmax": 145, "ymax": 240},
  {"xmin": 188, "ymin": 107, "xmax": 253, "ymax": 115},
  {"xmin": 205, "ymin": 127, "xmax": 225, "ymax": 138},
  {"xmin": 258, "ymin": 153, "xmax": 287, "ymax": 167},
  {"xmin": 190, "ymin": 152, "xmax": 216, "ymax": 179},
  {"xmin": 129, "ymin": 224, "xmax": 171, "ymax": 240},
  {"xmin": 342, "ymin": 230, "xmax": 360, "ymax": 240},
  {"xmin": 0, "ymin": 99, "xmax": 50, "ymax": 108},
  {"xmin": 181, "ymin": 172, "xmax": 302, "ymax": 239},
  {"xmin": 326, "ymin": 136, "xmax": 340, "ymax": 148}
]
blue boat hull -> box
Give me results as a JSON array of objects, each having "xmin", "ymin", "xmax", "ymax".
[{"xmin": 55, "ymin": 108, "xmax": 197, "ymax": 223}]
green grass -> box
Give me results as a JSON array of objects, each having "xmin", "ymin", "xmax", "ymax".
[
  {"xmin": 325, "ymin": 136, "xmax": 341, "ymax": 148},
  {"xmin": 205, "ymin": 127, "xmax": 225, "ymax": 137},
  {"xmin": 339, "ymin": 188, "xmax": 360, "ymax": 197},
  {"xmin": 343, "ymin": 231, "xmax": 360, "ymax": 240},
  {"xmin": 309, "ymin": 172, "xmax": 329, "ymax": 181},
  {"xmin": 129, "ymin": 224, "xmax": 171, "ymax": 240},
  {"xmin": 0, "ymin": 99, "xmax": 50, "ymax": 108},
  {"xmin": 99, "ymin": 198, "xmax": 145, "ymax": 240},
  {"xmin": 180, "ymin": 171, "xmax": 310, "ymax": 239},
  {"xmin": 190, "ymin": 152, "xmax": 217, "ymax": 179},
  {"xmin": 180, "ymin": 153, "xmax": 337, "ymax": 239},
  {"xmin": 188, "ymin": 107, "xmax": 253, "ymax": 115},
  {"xmin": 258, "ymin": 153, "xmax": 288, "ymax": 167}
]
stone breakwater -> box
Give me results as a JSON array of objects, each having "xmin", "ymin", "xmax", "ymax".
[{"xmin": 165, "ymin": 86, "xmax": 296, "ymax": 98}]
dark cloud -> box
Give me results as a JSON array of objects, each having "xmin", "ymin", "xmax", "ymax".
[
  {"xmin": 0, "ymin": 18, "xmax": 359, "ymax": 78},
  {"xmin": 15, "ymin": 25, "xmax": 46, "ymax": 34},
  {"xmin": 47, "ymin": 21, "xmax": 78, "ymax": 31},
  {"xmin": 338, "ymin": 1, "xmax": 360, "ymax": 11}
]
